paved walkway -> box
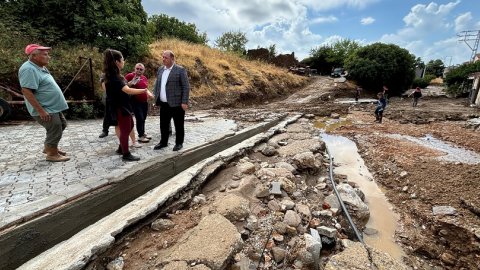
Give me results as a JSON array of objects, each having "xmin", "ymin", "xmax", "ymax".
[{"xmin": 0, "ymin": 113, "xmax": 237, "ymax": 229}]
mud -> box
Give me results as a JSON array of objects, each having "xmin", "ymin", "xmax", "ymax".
[{"xmin": 87, "ymin": 77, "xmax": 480, "ymax": 269}]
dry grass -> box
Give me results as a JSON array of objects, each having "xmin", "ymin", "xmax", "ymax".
[
  {"xmin": 145, "ymin": 39, "xmax": 307, "ymax": 107},
  {"xmin": 429, "ymin": 77, "xmax": 444, "ymax": 85}
]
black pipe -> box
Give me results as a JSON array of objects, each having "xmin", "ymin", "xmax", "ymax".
[{"xmin": 325, "ymin": 147, "xmax": 365, "ymax": 244}]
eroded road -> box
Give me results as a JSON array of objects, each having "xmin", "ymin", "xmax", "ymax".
[{"xmin": 30, "ymin": 76, "xmax": 479, "ymax": 270}]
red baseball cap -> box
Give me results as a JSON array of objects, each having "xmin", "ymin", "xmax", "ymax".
[{"xmin": 25, "ymin": 44, "xmax": 51, "ymax": 55}]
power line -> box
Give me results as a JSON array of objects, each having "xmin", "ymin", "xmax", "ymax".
[{"xmin": 457, "ymin": 30, "xmax": 480, "ymax": 62}]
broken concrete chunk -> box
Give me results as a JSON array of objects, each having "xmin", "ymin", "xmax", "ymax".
[
  {"xmin": 165, "ymin": 214, "xmax": 242, "ymax": 269},
  {"xmin": 106, "ymin": 257, "xmax": 124, "ymax": 270},
  {"xmin": 284, "ymin": 210, "xmax": 302, "ymax": 227},
  {"xmin": 270, "ymin": 181, "xmax": 282, "ymax": 195},
  {"xmin": 237, "ymin": 161, "xmax": 256, "ymax": 175},
  {"xmin": 151, "ymin": 219, "xmax": 175, "ymax": 232},
  {"xmin": 213, "ymin": 194, "xmax": 250, "ymax": 221},
  {"xmin": 316, "ymin": 226, "xmax": 337, "ymax": 239},
  {"xmin": 432, "ymin": 205, "xmax": 457, "ymax": 216}
]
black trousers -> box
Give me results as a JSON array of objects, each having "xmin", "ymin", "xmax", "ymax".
[
  {"xmin": 102, "ymin": 100, "xmax": 112, "ymax": 133},
  {"xmin": 132, "ymin": 100, "xmax": 148, "ymax": 137},
  {"xmin": 159, "ymin": 102, "xmax": 185, "ymax": 145}
]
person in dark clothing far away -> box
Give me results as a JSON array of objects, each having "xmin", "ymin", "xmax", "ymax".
[
  {"xmin": 355, "ymin": 87, "xmax": 362, "ymax": 102},
  {"xmin": 374, "ymin": 92, "xmax": 387, "ymax": 123},
  {"xmin": 408, "ymin": 87, "xmax": 422, "ymax": 107}
]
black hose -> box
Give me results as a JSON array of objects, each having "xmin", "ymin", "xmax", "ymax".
[{"xmin": 325, "ymin": 147, "xmax": 365, "ymax": 244}]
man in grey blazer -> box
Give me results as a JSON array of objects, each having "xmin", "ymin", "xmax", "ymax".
[{"xmin": 153, "ymin": 50, "xmax": 190, "ymax": 151}]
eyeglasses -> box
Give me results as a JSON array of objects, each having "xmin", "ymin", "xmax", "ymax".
[{"xmin": 135, "ymin": 68, "xmax": 144, "ymax": 71}]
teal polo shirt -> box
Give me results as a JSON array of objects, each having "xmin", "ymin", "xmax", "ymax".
[{"xmin": 18, "ymin": 60, "xmax": 68, "ymax": 116}]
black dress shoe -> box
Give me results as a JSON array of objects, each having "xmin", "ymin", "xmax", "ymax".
[
  {"xmin": 153, "ymin": 143, "xmax": 168, "ymax": 150},
  {"xmin": 99, "ymin": 131, "xmax": 108, "ymax": 138},
  {"xmin": 173, "ymin": 144, "xmax": 183, "ymax": 151},
  {"xmin": 122, "ymin": 153, "xmax": 140, "ymax": 161}
]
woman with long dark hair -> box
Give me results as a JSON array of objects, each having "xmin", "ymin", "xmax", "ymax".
[{"xmin": 103, "ymin": 49, "xmax": 152, "ymax": 161}]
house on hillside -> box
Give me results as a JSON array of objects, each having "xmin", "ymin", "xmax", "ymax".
[{"xmin": 474, "ymin": 53, "xmax": 480, "ymax": 63}]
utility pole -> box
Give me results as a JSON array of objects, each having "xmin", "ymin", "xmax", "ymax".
[
  {"xmin": 443, "ymin": 56, "xmax": 452, "ymax": 67},
  {"xmin": 457, "ymin": 30, "xmax": 480, "ymax": 62}
]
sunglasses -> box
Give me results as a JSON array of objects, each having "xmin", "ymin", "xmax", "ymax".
[{"xmin": 135, "ymin": 68, "xmax": 144, "ymax": 71}]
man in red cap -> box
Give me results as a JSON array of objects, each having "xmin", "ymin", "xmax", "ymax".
[{"xmin": 18, "ymin": 44, "xmax": 70, "ymax": 162}]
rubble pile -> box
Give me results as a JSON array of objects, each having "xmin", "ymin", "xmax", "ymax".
[
  {"xmin": 103, "ymin": 116, "xmax": 406, "ymax": 270},
  {"xmin": 144, "ymin": 118, "xmax": 405, "ymax": 269}
]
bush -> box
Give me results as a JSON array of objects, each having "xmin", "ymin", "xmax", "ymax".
[
  {"xmin": 65, "ymin": 102, "xmax": 97, "ymax": 120},
  {"xmin": 445, "ymin": 61, "xmax": 480, "ymax": 96},
  {"xmin": 412, "ymin": 75, "xmax": 435, "ymax": 89}
]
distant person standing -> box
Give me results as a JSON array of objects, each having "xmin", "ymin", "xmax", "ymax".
[
  {"xmin": 19, "ymin": 44, "xmax": 70, "ymax": 162},
  {"xmin": 153, "ymin": 50, "xmax": 190, "ymax": 151},
  {"xmin": 409, "ymin": 87, "xmax": 422, "ymax": 107},
  {"xmin": 103, "ymin": 49, "xmax": 153, "ymax": 161},
  {"xmin": 374, "ymin": 92, "xmax": 387, "ymax": 123},
  {"xmin": 355, "ymin": 87, "xmax": 362, "ymax": 102},
  {"xmin": 125, "ymin": 63, "xmax": 151, "ymax": 143}
]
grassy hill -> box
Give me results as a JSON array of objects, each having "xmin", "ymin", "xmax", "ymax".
[{"xmin": 145, "ymin": 39, "xmax": 308, "ymax": 109}]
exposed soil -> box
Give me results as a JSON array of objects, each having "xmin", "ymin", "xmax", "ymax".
[{"xmin": 88, "ymin": 77, "xmax": 480, "ymax": 269}]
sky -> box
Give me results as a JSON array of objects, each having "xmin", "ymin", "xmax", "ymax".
[{"xmin": 142, "ymin": 0, "xmax": 480, "ymax": 66}]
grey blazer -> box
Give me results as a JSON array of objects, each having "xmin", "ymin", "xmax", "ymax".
[{"xmin": 153, "ymin": 64, "xmax": 190, "ymax": 107}]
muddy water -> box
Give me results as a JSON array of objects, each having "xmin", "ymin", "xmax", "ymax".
[
  {"xmin": 314, "ymin": 117, "xmax": 352, "ymax": 132},
  {"xmin": 334, "ymin": 98, "xmax": 377, "ymax": 104},
  {"xmin": 320, "ymin": 133, "xmax": 406, "ymax": 261},
  {"xmin": 386, "ymin": 134, "xmax": 480, "ymax": 164}
]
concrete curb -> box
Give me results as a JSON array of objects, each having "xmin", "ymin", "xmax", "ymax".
[{"xmin": 19, "ymin": 114, "xmax": 302, "ymax": 270}]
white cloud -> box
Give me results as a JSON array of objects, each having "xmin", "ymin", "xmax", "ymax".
[
  {"xmin": 249, "ymin": 15, "xmax": 323, "ymax": 60},
  {"xmin": 360, "ymin": 17, "xmax": 375, "ymax": 25},
  {"xmin": 379, "ymin": 1, "xmax": 470, "ymax": 64},
  {"xmin": 141, "ymin": 0, "xmax": 474, "ymax": 64},
  {"xmin": 402, "ymin": 1, "xmax": 459, "ymax": 32},
  {"xmin": 310, "ymin": 16, "xmax": 338, "ymax": 24},
  {"xmin": 455, "ymin": 12, "xmax": 473, "ymax": 32},
  {"xmin": 142, "ymin": 0, "xmax": 327, "ymax": 60},
  {"xmin": 297, "ymin": 0, "xmax": 379, "ymax": 11}
]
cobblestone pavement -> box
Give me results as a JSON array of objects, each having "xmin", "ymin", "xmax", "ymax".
[{"xmin": 0, "ymin": 112, "xmax": 237, "ymax": 229}]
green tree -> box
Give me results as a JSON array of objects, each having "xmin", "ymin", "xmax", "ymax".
[
  {"xmin": 0, "ymin": 0, "xmax": 149, "ymax": 58},
  {"xmin": 329, "ymin": 39, "xmax": 361, "ymax": 67},
  {"xmin": 306, "ymin": 46, "xmax": 334, "ymax": 75},
  {"xmin": 215, "ymin": 31, "xmax": 248, "ymax": 54},
  {"xmin": 425, "ymin": 59, "xmax": 445, "ymax": 78},
  {"xmin": 148, "ymin": 14, "xmax": 207, "ymax": 44},
  {"xmin": 414, "ymin": 57, "xmax": 425, "ymax": 70},
  {"xmin": 344, "ymin": 43, "xmax": 416, "ymax": 95},
  {"xmin": 444, "ymin": 61, "xmax": 480, "ymax": 96},
  {"xmin": 307, "ymin": 39, "xmax": 361, "ymax": 75},
  {"xmin": 268, "ymin": 44, "xmax": 277, "ymax": 59}
]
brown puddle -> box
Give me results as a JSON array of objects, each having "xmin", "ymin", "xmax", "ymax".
[
  {"xmin": 314, "ymin": 117, "xmax": 352, "ymax": 132},
  {"xmin": 320, "ymin": 133, "xmax": 406, "ymax": 261}
]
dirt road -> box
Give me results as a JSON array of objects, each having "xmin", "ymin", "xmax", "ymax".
[
  {"xmin": 279, "ymin": 77, "xmax": 480, "ymax": 269},
  {"xmin": 88, "ymin": 76, "xmax": 480, "ymax": 269},
  {"xmin": 298, "ymin": 77, "xmax": 480, "ymax": 269}
]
